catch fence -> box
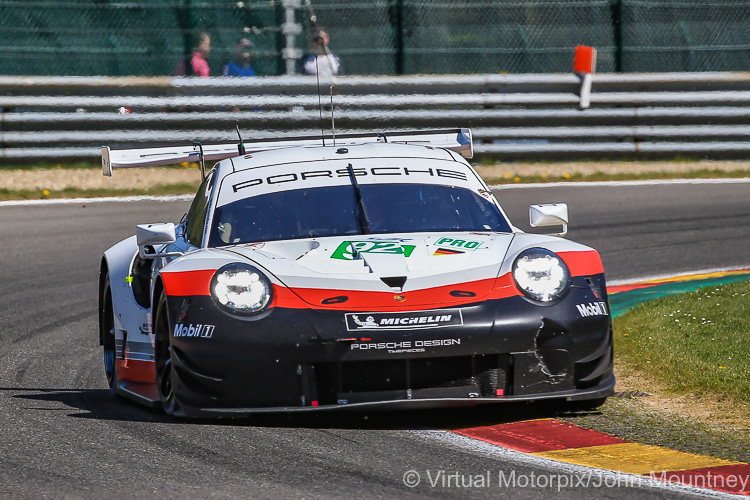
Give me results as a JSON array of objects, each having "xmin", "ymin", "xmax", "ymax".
[{"xmin": 1, "ymin": 1, "xmax": 749, "ymax": 76}]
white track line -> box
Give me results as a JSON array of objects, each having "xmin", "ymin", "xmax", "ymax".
[
  {"xmin": 608, "ymin": 267, "xmax": 750, "ymax": 287},
  {"xmin": 492, "ymin": 177, "xmax": 750, "ymax": 189},
  {"xmin": 0, "ymin": 194, "xmax": 194, "ymax": 207}
]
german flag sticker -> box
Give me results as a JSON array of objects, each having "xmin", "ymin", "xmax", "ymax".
[{"xmin": 434, "ymin": 248, "xmax": 464, "ymax": 256}]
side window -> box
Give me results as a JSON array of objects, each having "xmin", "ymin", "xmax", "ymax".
[{"xmin": 184, "ymin": 171, "xmax": 215, "ymax": 247}]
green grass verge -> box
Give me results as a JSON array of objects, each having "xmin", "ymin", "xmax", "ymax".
[
  {"xmin": 559, "ymin": 398, "xmax": 750, "ymax": 463},
  {"xmin": 0, "ymin": 183, "xmax": 198, "ymax": 201},
  {"xmin": 0, "ymin": 160, "xmax": 101, "ymax": 170},
  {"xmin": 615, "ymin": 280, "xmax": 750, "ymax": 407}
]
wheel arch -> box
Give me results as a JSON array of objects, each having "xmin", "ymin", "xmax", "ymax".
[
  {"xmin": 101, "ymin": 235, "xmax": 151, "ymax": 348},
  {"xmin": 151, "ymin": 274, "xmax": 166, "ymax": 328}
]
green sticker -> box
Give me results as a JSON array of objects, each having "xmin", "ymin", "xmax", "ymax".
[
  {"xmin": 331, "ymin": 240, "xmax": 416, "ymax": 260},
  {"xmin": 433, "ymin": 237, "xmax": 484, "ymax": 251}
]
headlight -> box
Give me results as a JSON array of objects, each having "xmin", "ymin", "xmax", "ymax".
[
  {"xmin": 211, "ymin": 263, "xmax": 273, "ymax": 315},
  {"xmin": 512, "ymin": 248, "xmax": 570, "ymax": 302}
]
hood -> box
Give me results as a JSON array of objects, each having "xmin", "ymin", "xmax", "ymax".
[{"xmin": 227, "ymin": 232, "xmax": 516, "ymax": 309}]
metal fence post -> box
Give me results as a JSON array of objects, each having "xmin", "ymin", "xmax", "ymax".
[
  {"xmin": 176, "ymin": 0, "xmax": 195, "ymax": 76},
  {"xmin": 515, "ymin": 25, "xmax": 530, "ymax": 74},
  {"xmin": 611, "ymin": 0, "xmax": 624, "ymax": 72},
  {"xmin": 282, "ymin": 0, "xmax": 302, "ymax": 75},
  {"xmin": 678, "ymin": 21, "xmax": 697, "ymax": 72},
  {"xmin": 389, "ymin": 0, "xmax": 405, "ymax": 75}
]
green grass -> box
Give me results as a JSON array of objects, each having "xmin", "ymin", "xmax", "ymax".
[
  {"xmin": 559, "ymin": 397, "xmax": 750, "ymax": 463},
  {"xmin": 0, "ymin": 160, "xmax": 100, "ymax": 170},
  {"xmin": 0, "ymin": 183, "xmax": 198, "ymax": 201},
  {"xmin": 615, "ymin": 280, "xmax": 750, "ymax": 407}
]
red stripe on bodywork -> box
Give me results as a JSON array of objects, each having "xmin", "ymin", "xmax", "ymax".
[
  {"xmin": 117, "ymin": 359, "xmax": 156, "ymax": 383},
  {"xmin": 162, "ymin": 269, "xmax": 215, "ymax": 296},
  {"xmin": 454, "ymin": 419, "xmax": 628, "ymax": 453},
  {"xmin": 277, "ymin": 275, "xmax": 521, "ymax": 311},
  {"xmin": 489, "ymin": 271, "xmax": 518, "ymax": 299},
  {"xmin": 558, "ymin": 250, "xmax": 604, "ymax": 276},
  {"xmin": 271, "ymin": 285, "xmax": 312, "ymax": 309},
  {"xmin": 159, "ymin": 250, "xmax": 603, "ymax": 310},
  {"xmin": 160, "ymin": 269, "xmax": 521, "ymax": 311}
]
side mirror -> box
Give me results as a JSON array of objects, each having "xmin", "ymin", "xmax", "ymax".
[
  {"xmin": 529, "ymin": 203, "xmax": 568, "ymax": 237},
  {"xmin": 136, "ymin": 223, "xmax": 182, "ymax": 259}
]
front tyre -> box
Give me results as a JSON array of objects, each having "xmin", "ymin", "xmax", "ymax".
[
  {"xmin": 100, "ymin": 272, "xmax": 118, "ymax": 395},
  {"xmin": 154, "ymin": 290, "xmax": 182, "ymax": 415}
]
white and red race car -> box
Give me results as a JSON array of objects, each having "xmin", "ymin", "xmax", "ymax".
[{"xmin": 98, "ymin": 129, "xmax": 613, "ymax": 417}]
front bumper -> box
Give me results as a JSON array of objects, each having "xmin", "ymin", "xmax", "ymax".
[
  {"xmin": 175, "ymin": 372, "xmax": 615, "ymax": 417},
  {"xmin": 165, "ymin": 274, "xmax": 614, "ymax": 416}
]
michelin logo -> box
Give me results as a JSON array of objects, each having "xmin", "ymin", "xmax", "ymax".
[
  {"xmin": 576, "ymin": 302, "xmax": 608, "ymax": 317},
  {"xmin": 351, "ymin": 314, "xmax": 454, "ymax": 328},
  {"xmin": 346, "ymin": 309, "xmax": 463, "ymax": 331},
  {"xmin": 173, "ymin": 323, "xmax": 215, "ymax": 338}
]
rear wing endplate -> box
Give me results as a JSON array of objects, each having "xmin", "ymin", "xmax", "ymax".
[{"xmin": 102, "ymin": 128, "xmax": 473, "ymax": 176}]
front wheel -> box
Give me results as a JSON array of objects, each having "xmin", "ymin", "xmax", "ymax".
[
  {"xmin": 100, "ymin": 272, "xmax": 118, "ymax": 395},
  {"xmin": 154, "ymin": 291, "xmax": 182, "ymax": 415}
]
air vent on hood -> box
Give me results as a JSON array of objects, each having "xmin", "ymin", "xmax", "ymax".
[{"xmin": 381, "ymin": 276, "xmax": 407, "ymax": 289}]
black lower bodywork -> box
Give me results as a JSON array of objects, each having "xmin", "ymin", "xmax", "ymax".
[{"xmin": 162, "ymin": 274, "xmax": 614, "ymax": 417}]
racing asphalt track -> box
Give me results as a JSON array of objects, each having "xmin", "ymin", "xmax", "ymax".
[{"xmin": 1, "ymin": 179, "xmax": 749, "ymax": 499}]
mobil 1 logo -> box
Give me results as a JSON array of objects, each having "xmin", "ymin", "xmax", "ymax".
[
  {"xmin": 173, "ymin": 323, "xmax": 215, "ymax": 339},
  {"xmin": 576, "ymin": 302, "xmax": 608, "ymax": 318}
]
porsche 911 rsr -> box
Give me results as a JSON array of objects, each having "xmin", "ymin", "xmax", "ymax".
[{"xmin": 98, "ymin": 129, "xmax": 613, "ymax": 417}]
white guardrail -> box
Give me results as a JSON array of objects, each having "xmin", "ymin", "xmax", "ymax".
[{"xmin": 3, "ymin": 72, "xmax": 750, "ymax": 161}]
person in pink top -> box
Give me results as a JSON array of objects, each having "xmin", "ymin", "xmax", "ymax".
[{"xmin": 174, "ymin": 31, "xmax": 211, "ymax": 77}]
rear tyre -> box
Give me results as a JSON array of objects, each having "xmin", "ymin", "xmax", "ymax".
[
  {"xmin": 100, "ymin": 272, "xmax": 118, "ymax": 395},
  {"xmin": 154, "ymin": 290, "xmax": 181, "ymax": 415}
]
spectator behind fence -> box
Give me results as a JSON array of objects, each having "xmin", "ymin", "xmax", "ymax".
[
  {"xmin": 297, "ymin": 29, "xmax": 342, "ymax": 77},
  {"xmin": 174, "ymin": 31, "xmax": 211, "ymax": 77},
  {"xmin": 223, "ymin": 38, "xmax": 256, "ymax": 77}
]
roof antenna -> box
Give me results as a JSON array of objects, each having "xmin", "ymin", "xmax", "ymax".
[
  {"xmin": 192, "ymin": 141, "xmax": 206, "ymax": 180},
  {"xmin": 235, "ymin": 124, "xmax": 246, "ymax": 155},
  {"xmin": 330, "ymin": 85, "xmax": 336, "ymax": 146},
  {"xmin": 306, "ymin": 0, "xmax": 328, "ymax": 146},
  {"xmin": 315, "ymin": 57, "xmax": 326, "ymax": 146}
]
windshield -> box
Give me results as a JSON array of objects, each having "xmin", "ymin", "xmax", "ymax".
[{"xmin": 209, "ymin": 183, "xmax": 511, "ymax": 246}]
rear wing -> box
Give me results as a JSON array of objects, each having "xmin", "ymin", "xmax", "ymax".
[{"xmin": 101, "ymin": 128, "xmax": 473, "ymax": 176}]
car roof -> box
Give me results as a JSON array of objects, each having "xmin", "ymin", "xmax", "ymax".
[
  {"xmin": 226, "ymin": 141, "xmax": 460, "ymax": 173},
  {"xmin": 208, "ymin": 142, "xmax": 483, "ymax": 209}
]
